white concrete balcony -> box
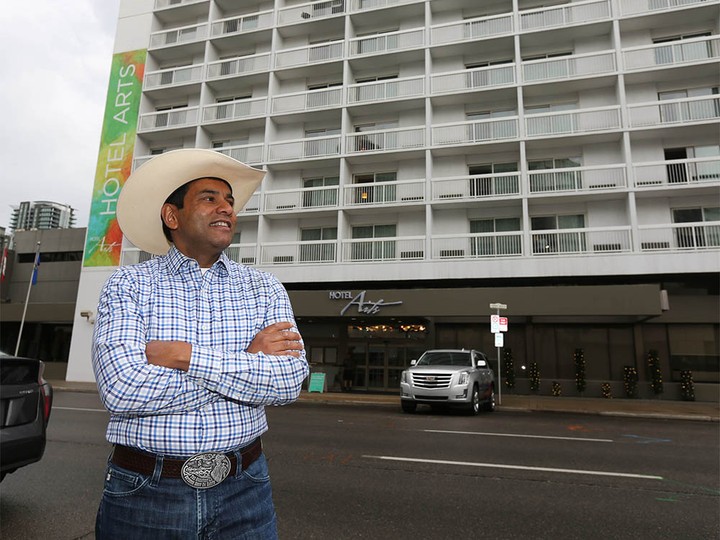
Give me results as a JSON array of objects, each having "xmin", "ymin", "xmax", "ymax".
[
  {"xmin": 261, "ymin": 240, "xmax": 338, "ymax": 265},
  {"xmin": 275, "ymin": 40, "xmax": 344, "ymax": 69},
  {"xmin": 225, "ymin": 243, "xmax": 258, "ymax": 264},
  {"xmin": 214, "ymin": 144, "xmax": 264, "ymax": 166},
  {"xmin": 350, "ymin": 0, "xmax": 422, "ymax": 12},
  {"xmin": 638, "ymin": 222, "xmax": 720, "ymax": 251},
  {"xmin": 203, "ymin": 97, "xmax": 268, "ymax": 123},
  {"xmin": 525, "ymin": 106, "xmax": 621, "ymax": 137},
  {"xmin": 522, "ymin": 51, "xmax": 616, "ymax": 83},
  {"xmin": 432, "ymin": 173, "xmax": 521, "ymax": 201},
  {"xmin": 272, "ymin": 87, "xmax": 342, "ymax": 114},
  {"xmin": 149, "ymin": 22, "xmax": 208, "ymax": 49},
  {"xmin": 528, "ymin": 164, "xmax": 627, "ymax": 194},
  {"xmin": 341, "ymin": 236, "xmax": 425, "ymax": 262},
  {"xmin": 432, "ymin": 233, "xmax": 523, "ymax": 259},
  {"xmin": 155, "ymin": 0, "xmax": 207, "ymax": 9},
  {"xmin": 210, "ymin": 11, "xmax": 273, "ymax": 37},
  {"xmin": 144, "ymin": 65, "xmax": 203, "ymax": 90},
  {"xmin": 628, "ymin": 95, "xmax": 720, "ymax": 128},
  {"xmin": 343, "ymin": 179, "xmax": 425, "ymax": 206},
  {"xmin": 120, "ymin": 248, "xmax": 154, "ymax": 265},
  {"xmin": 268, "ymin": 135, "xmax": 341, "ymax": 162},
  {"xmin": 206, "ymin": 53, "xmax": 271, "ymax": 80},
  {"xmin": 431, "ymin": 65, "xmax": 515, "ymax": 95},
  {"xmin": 520, "ymin": 0, "xmax": 611, "ymax": 32},
  {"xmin": 137, "ymin": 106, "xmax": 199, "ymax": 133},
  {"xmin": 349, "ymin": 28, "xmax": 425, "ymax": 57},
  {"xmin": 239, "ymin": 193, "xmax": 261, "ymax": 213},
  {"xmin": 431, "ymin": 13, "xmax": 513, "ymax": 46},
  {"xmin": 346, "ymin": 126, "xmax": 425, "ymax": 154},
  {"xmin": 619, "ymin": 0, "xmax": 711, "ymax": 16},
  {"xmin": 432, "ymin": 118, "xmax": 519, "ymax": 146},
  {"xmin": 623, "ymin": 35, "xmax": 720, "ymax": 71},
  {"xmin": 348, "ymin": 76, "xmax": 424, "ymax": 105},
  {"xmin": 634, "ymin": 157, "xmax": 720, "ymax": 186},
  {"xmin": 264, "ymin": 186, "xmax": 339, "ymax": 212},
  {"xmin": 531, "ymin": 227, "xmax": 633, "ymax": 255},
  {"xmin": 278, "ymin": 0, "xmax": 346, "ymax": 25}
]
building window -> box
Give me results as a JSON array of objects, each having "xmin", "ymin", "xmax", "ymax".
[
  {"xmin": 352, "ymin": 172, "xmax": 397, "ymax": 203},
  {"xmin": 531, "ymin": 214, "xmax": 586, "ymax": 254},
  {"xmin": 300, "ymin": 227, "xmax": 338, "ymax": 262},
  {"xmin": 304, "ymin": 127, "xmax": 340, "ymax": 156},
  {"xmin": 658, "ymin": 86, "xmax": 719, "ymax": 123},
  {"xmin": 653, "ymin": 32, "xmax": 711, "ymax": 64},
  {"xmin": 470, "ymin": 218, "xmax": 521, "ymax": 256},
  {"xmin": 351, "ymin": 224, "xmax": 396, "ymax": 260},
  {"xmin": 672, "ymin": 206, "xmax": 720, "ymax": 248},
  {"xmin": 528, "ymin": 157, "xmax": 582, "ymax": 191},
  {"xmin": 303, "ymin": 176, "xmax": 339, "ymax": 207},
  {"xmin": 468, "ymin": 163, "xmax": 518, "ymax": 196}
]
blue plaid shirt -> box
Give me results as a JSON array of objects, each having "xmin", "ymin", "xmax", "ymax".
[{"xmin": 92, "ymin": 246, "xmax": 309, "ymax": 456}]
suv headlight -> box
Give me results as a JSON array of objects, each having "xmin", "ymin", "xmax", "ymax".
[
  {"xmin": 458, "ymin": 371, "xmax": 469, "ymax": 385},
  {"xmin": 401, "ymin": 371, "xmax": 408, "ymax": 384}
]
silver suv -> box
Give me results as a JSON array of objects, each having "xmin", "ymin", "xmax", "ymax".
[{"xmin": 400, "ymin": 349, "xmax": 495, "ymax": 415}]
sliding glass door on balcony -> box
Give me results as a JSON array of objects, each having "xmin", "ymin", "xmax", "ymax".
[
  {"xmin": 300, "ymin": 227, "xmax": 338, "ymax": 263},
  {"xmin": 532, "ymin": 214, "xmax": 586, "ymax": 254},
  {"xmin": 351, "ymin": 224, "xmax": 396, "ymax": 260}
]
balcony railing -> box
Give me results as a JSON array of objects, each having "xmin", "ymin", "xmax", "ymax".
[
  {"xmin": 264, "ymin": 185, "xmax": 340, "ymax": 212},
  {"xmin": 634, "ymin": 157, "xmax": 720, "ymax": 186},
  {"xmin": 149, "ymin": 23, "xmax": 208, "ymax": 49},
  {"xmin": 225, "ymin": 243, "xmax": 258, "ymax": 265},
  {"xmin": 620, "ymin": 0, "xmax": 711, "ymax": 16},
  {"xmin": 275, "ymin": 40, "xmax": 344, "ymax": 69},
  {"xmin": 349, "ymin": 28, "xmax": 425, "ymax": 57},
  {"xmin": 342, "ymin": 236, "xmax": 425, "ymax": 262},
  {"xmin": 261, "ymin": 240, "xmax": 338, "ymax": 265},
  {"xmin": 638, "ymin": 222, "xmax": 720, "ymax": 251},
  {"xmin": 529, "ymin": 165, "xmax": 627, "ymax": 193},
  {"xmin": 120, "ymin": 248, "xmax": 154, "ymax": 266},
  {"xmin": 520, "ymin": 0, "xmax": 611, "ymax": 32},
  {"xmin": 272, "ymin": 87, "xmax": 343, "ymax": 114},
  {"xmin": 268, "ymin": 135, "xmax": 341, "ymax": 162},
  {"xmin": 214, "ymin": 144, "xmax": 264, "ymax": 166},
  {"xmin": 432, "ymin": 173, "xmax": 521, "ymax": 201},
  {"xmin": 206, "ymin": 53, "xmax": 271, "ymax": 80},
  {"xmin": 431, "ymin": 13, "xmax": 513, "ymax": 46},
  {"xmin": 348, "ymin": 75, "xmax": 424, "ymax": 104},
  {"xmin": 431, "ymin": 65, "xmax": 515, "ymax": 95},
  {"xmin": 203, "ymin": 97, "xmax": 268, "ymax": 123},
  {"xmin": 623, "ymin": 36, "xmax": 720, "ymax": 71},
  {"xmin": 278, "ymin": 0, "xmax": 346, "ymax": 25},
  {"xmin": 432, "ymin": 232, "xmax": 523, "ymax": 259},
  {"xmin": 628, "ymin": 95, "xmax": 720, "ymax": 128},
  {"xmin": 350, "ymin": 0, "xmax": 421, "ymax": 12},
  {"xmin": 522, "ymin": 51, "xmax": 616, "ymax": 83},
  {"xmin": 531, "ymin": 227, "xmax": 632, "ymax": 255},
  {"xmin": 155, "ymin": 0, "xmax": 207, "ymax": 9},
  {"xmin": 137, "ymin": 107, "xmax": 199, "ymax": 132},
  {"xmin": 525, "ymin": 106, "xmax": 621, "ymax": 137},
  {"xmin": 344, "ymin": 179, "xmax": 425, "ymax": 206},
  {"xmin": 433, "ymin": 118, "xmax": 519, "ymax": 145},
  {"xmin": 346, "ymin": 127, "xmax": 425, "ymax": 154},
  {"xmin": 210, "ymin": 11, "xmax": 273, "ymax": 37},
  {"xmin": 144, "ymin": 65, "xmax": 203, "ymax": 90}
]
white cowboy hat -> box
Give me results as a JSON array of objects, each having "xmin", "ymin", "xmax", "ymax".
[{"xmin": 117, "ymin": 148, "xmax": 265, "ymax": 256}]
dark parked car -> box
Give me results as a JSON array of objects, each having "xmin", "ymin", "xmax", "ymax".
[{"xmin": 0, "ymin": 352, "xmax": 53, "ymax": 481}]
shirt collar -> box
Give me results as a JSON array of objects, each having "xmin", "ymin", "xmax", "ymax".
[{"xmin": 164, "ymin": 245, "xmax": 231, "ymax": 275}]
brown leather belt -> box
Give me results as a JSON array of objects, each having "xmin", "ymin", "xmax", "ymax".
[{"xmin": 111, "ymin": 438, "xmax": 262, "ymax": 479}]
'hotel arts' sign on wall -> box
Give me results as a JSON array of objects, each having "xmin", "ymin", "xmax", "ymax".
[{"xmin": 329, "ymin": 291, "xmax": 403, "ymax": 316}]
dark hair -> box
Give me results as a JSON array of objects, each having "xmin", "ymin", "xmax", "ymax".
[{"xmin": 161, "ymin": 182, "xmax": 190, "ymax": 243}]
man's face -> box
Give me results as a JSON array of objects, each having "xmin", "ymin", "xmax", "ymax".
[{"xmin": 163, "ymin": 178, "xmax": 237, "ymax": 265}]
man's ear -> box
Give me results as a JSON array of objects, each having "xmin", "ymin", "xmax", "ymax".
[{"xmin": 161, "ymin": 203, "xmax": 179, "ymax": 231}]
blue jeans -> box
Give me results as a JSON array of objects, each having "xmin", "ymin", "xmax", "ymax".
[{"xmin": 95, "ymin": 451, "xmax": 278, "ymax": 539}]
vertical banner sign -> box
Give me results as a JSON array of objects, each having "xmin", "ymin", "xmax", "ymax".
[{"xmin": 83, "ymin": 49, "xmax": 147, "ymax": 267}]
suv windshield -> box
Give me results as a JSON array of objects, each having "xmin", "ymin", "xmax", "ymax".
[{"xmin": 416, "ymin": 351, "xmax": 472, "ymax": 367}]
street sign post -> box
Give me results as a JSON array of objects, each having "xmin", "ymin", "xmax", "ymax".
[{"xmin": 489, "ymin": 302, "xmax": 508, "ymax": 406}]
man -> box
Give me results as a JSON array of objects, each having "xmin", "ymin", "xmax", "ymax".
[{"xmin": 92, "ymin": 148, "xmax": 309, "ymax": 539}]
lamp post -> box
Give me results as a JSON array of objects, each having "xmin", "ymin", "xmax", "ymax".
[{"xmin": 489, "ymin": 302, "xmax": 507, "ymax": 406}]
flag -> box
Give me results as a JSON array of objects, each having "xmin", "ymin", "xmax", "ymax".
[
  {"xmin": 31, "ymin": 251, "xmax": 40, "ymax": 285},
  {"xmin": 0, "ymin": 247, "xmax": 7, "ymax": 281}
]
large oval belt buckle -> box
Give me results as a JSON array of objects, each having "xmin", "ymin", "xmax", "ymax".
[{"xmin": 181, "ymin": 452, "xmax": 231, "ymax": 489}]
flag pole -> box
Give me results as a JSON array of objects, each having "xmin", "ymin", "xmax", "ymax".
[{"xmin": 15, "ymin": 241, "xmax": 41, "ymax": 356}]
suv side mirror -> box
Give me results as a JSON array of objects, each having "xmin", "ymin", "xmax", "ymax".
[
  {"xmin": 410, "ymin": 359, "xmax": 417, "ymax": 366},
  {"xmin": 477, "ymin": 360, "xmax": 487, "ymax": 367}
]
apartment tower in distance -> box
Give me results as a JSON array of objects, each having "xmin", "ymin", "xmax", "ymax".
[{"xmin": 67, "ymin": 0, "xmax": 719, "ymax": 400}]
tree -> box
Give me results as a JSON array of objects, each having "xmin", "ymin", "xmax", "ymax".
[{"xmin": 574, "ymin": 348, "xmax": 586, "ymax": 395}]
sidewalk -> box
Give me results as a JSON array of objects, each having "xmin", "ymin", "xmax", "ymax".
[{"xmin": 52, "ymin": 379, "xmax": 719, "ymax": 421}]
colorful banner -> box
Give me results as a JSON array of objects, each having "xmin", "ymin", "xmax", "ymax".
[{"xmin": 83, "ymin": 49, "xmax": 146, "ymax": 267}]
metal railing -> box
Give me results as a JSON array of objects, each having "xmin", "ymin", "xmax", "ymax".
[
  {"xmin": 432, "ymin": 233, "xmax": 523, "ymax": 259},
  {"xmin": 349, "ymin": 28, "xmax": 424, "ymax": 56},
  {"xmin": 628, "ymin": 95, "xmax": 720, "ymax": 127},
  {"xmin": 261, "ymin": 241, "xmax": 338, "ymax": 265},
  {"xmin": 528, "ymin": 165, "xmax": 627, "ymax": 193},
  {"xmin": 278, "ymin": 0, "xmax": 346, "ymax": 25},
  {"xmin": 433, "ymin": 118, "xmax": 519, "ymax": 145},
  {"xmin": 343, "ymin": 179, "xmax": 425, "ymax": 206},
  {"xmin": 531, "ymin": 227, "xmax": 632, "ymax": 255},
  {"xmin": 522, "ymin": 51, "xmax": 616, "ymax": 83},
  {"xmin": 214, "ymin": 144, "xmax": 264, "ymax": 166},
  {"xmin": 224, "ymin": 243, "xmax": 258, "ymax": 265},
  {"xmin": 525, "ymin": 106, "xmax": 621, "ymax": 137},
  {"xmin": 620, "ymin": 0, "xmax": 711, "ymax": 16},
  {"xmin": 638, "ymin": 222, "xmax": 720, "ymax": 251},
  {"xmin": 634, "ymin": 157, "xmax": 720, "ymax": 186},
  {"xmin": 346, "ymin": 126, "xmax": 425, "ymax": 153},
  {"xmin": 144, "ymin": 65, "xmax": 203, "ymax": 90},
  {"xmin": 350, "ymin": 0, "xmax": 421, "ymax": 12},
  {"xmin": 264, "ymin": 186, "xmax": 340, "ymax": 212},
  {"xmin": 624, "ymin": 35, "xmax": 720, "ymax": 70},
  {"xmin": 149, "ymin": 23, "xmax": 208, "ymax": 49},
  {"xmin": 206, "ymin": 53, "xmax": 271, "ymax": 79},
  {"xmin": 272, "ymin": 87, "xmax": 343, "ymax": 114},
  {"xmin": 268, "ymin": 135, "xmax": 341, "ymax": 162},
  {"xmin": 203, "ymin": 97, "xmax": 268, "ymax": 123},
  {"xmin": 432, "ymin": 65, "xmax": 515, "ymax": 94},
  {"xmin": 432, "ymin": 173, "xmax": 521, "ymax": 200},
  {"xmin": 348, "ymin": 76, "xmax": 424, "ymax": 104},
  {"xmin": 120, "ymin": 248, "xmax": 155, "ymax": 265},
  {"xmin": 341, "ymin": 236, "xmax": 425, "ymax": 262},
  {"xmin": 520, "ymin": 0, "xmax": 611, "ymax": 32},
  {"xmin": 210, "ymin": 11, "xmax": 273, "ymax": 37},
  {"xmin": 155, "ymin": 0, "xmax": 207, "ymax": 9},
  {"xmin": 275, "ymin": 40, "xmax": 344, "ymax": 68},
  {"xmin": 431, "ymin": 13, "xmax": 513, "ymax": 45},
  {"xmin": 137, "ymin": 107, "xmax": 199, "ymax": 132}
]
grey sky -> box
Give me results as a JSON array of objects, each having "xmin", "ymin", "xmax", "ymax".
[{"xmin": 0, "ymin": 0, "xmax": 121, "ymax": 230}]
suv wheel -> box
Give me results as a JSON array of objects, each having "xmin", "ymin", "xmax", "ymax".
[
  {"xmin": 467, "ymin": 385, "xmax": 480, "ymax": 415},
  {"xmin": 401, "ymin": 400, "xmax": 417, "ymax": 414}
]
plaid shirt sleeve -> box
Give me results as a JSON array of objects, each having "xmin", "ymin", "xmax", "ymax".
[{"xmin": 92, "ymin": 267, "xmax": 221, "ymax": 416}]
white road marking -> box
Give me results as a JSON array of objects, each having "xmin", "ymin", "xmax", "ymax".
[
  {"xmin": 363, "ymin": 455, "xmax": 663, "ymax": 480},
  {"xmin": 424, "ymin": 429, "xmax": 613, "ymax": 443},
  {"xmin": 54, "ymin": 406, "xmax": 107, "ymax": 413}
]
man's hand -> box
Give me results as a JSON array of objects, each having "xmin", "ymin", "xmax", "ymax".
[
  {"xmin": 247, "ymin": 321, "xmax": 304, "ymax": 357},
  {"xmin": 146, "ymin": 341, "xmax": 192, "ymax": 372}
]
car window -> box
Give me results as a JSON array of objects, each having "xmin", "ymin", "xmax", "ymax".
[{"xmin": 417, "ymin": 352, "xmax": 472, "ymax": 366}]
